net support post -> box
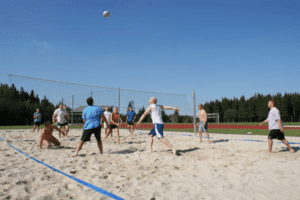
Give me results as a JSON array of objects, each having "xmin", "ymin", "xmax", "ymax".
[
  {"xmin": 72, "ymin": 95, "xmax": 74, "ymax": 126},
  {"xmin": 193, "ymin": 90, "xmax": 196, "ymax": 135}
]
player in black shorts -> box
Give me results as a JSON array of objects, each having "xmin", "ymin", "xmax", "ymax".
[
  {"xmin": 126, "ymin": 106, "xmax": 136, "ymax": 134},
  {"xmin": 71, "ymin": 97, "xmax": 110, "ymax": 157},
  {"xmin": 259, "ymin": 100, "xmax": 294, "ymax": 153}
]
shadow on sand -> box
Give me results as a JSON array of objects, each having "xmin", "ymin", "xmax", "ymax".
[
  {"xmin": 211, "ymin": 139, "xmax": 230, "ymax": 144},
  {"xmin": 278, "ymin": 146, "xmax": 300, "ymax": 152},
  {"xmin": 110, "ymin": 148, "xmax": 145, "ymax": 154}
]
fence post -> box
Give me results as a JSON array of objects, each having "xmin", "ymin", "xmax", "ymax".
[
  {"xmin": 118, "ymin": 87, "xmax": 120, "ymax": 123},
  {"xmin": 72, "ymin": 95, "xmax": 74, "ymax": 126},
  {"xmin": 193, "ymin": 90, "xmax": 196, "ymax": 135}
]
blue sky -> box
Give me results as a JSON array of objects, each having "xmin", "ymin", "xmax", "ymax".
[{"xmin": 0, "ymin": 0, "xmax": 299, "ymax": 115}]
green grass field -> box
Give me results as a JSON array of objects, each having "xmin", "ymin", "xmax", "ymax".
[{"xmin": 1, "ymin": 125, "xmax": 300, "ymax": 137}]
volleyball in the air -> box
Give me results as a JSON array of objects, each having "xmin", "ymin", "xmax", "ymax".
[{"xmin": 103, "ymin": 11, "xmax": 110, "ymax": 18}]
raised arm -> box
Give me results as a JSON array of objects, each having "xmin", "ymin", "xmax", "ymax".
[
  {"xmin": 161, "ymin": 106, "xmax": 180, "ymax": 111},
  {"xmin": 136, "ymin": 106, "xmax": 152, "ymax": 125}
]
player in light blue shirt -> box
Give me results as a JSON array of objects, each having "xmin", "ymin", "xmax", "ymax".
[
  {"xmin": 71, "ymin": 97, "xmax": 110, "ymax": 157},
  {"xmin": 33, "ymin": 108, "xmax": 42, "ymax": 133},
  {"xmin": 126, "ymin": 106, "xmax": 136, "ymax": 134}
]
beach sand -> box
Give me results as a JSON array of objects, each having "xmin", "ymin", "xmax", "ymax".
[{"xmin": 0, "ymin": 128, "xmax": 300, "ymax": 200}]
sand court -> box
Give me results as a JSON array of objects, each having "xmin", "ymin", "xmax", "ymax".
[{"xmin": 0, "ymin": 129, "xmax": 300, "ymax": 200}]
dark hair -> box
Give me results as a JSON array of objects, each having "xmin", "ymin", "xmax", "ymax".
[
  {"xmin": 87, "ymin": 97, "xmax": 93, "ymax": 106},
  {"xmin": 59, "ymin": 102, "xmax": 63, "ymax": 106},
  {"xmin": 270, "ymin": 100, "xmax": 275, "ymax": 106},
  {"xmin": 44, "ymin": 121, "xmax": 50, "ymax": 126}
]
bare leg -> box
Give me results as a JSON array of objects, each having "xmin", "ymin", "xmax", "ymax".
[
  {"xmin": 131, "ymin": 126, "xmax": 134, "ymax": 134},
  {"xmin": 280, "ymin": 139, "xmax": 295, "ymax": 153},
  {"xmin": 33, "ymin": 125, "xmax": 36, "ymax": 133},
  {"xmin": 104, "ymin": 128, "xmax": 112, "ymax": 138},
  {"xmin": 97, "ymin": 140, "xmax": 103, "ymax": 154},
  {"xmin": 149, "ymin": 135, "xmax": 154, "ymax": 152},
  {"xmin": 204, "ymin": 131, "xmax": 209, "ymax": 144},
  {"xmin": 65, "ymin": 125, "xmax": 69, "ymax": 136},
  {"xmin": 198, "ymin": 131, "xmax": 202, "ymax": 142},
  {"xmin": 37, "ymin": 126, "xmax": 40, "ymax": 134},
  {"xmin": 268, "ymin": 138, "xmax": 273, "ymax": 153},
  {"xmin": 71, "ymin": 141, "xmax": 84, "ymax": 157},
  {"xmin": 128, "ymin": 126, "xmax": 131, "ymax": 134},
  {"xmin": 116, "ymin": 129, "xmax": 120, "ymax": 145},
  {"xmin": 159, "ymin": 138, "xmax": 176, "ymax": 155}
]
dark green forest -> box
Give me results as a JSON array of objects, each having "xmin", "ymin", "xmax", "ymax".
[{"xmin": 0, "ymin": 83, "xmax": 299, "ymax": 126}]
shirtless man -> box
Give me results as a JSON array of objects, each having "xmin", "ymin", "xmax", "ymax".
[
  {"xmin": 136, "ymin": 97, "xmax": 179, "ymax": 155},
  {"xmin": 39, "ymin": 121, "xmax": 66, "ymax": 149},
  {"xmin": 196, "ymin": 104, "xmax": 209, "ymax": 144}
]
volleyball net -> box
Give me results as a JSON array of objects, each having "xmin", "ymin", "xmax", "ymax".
[{"xmin": 4, "ymin": 74, "xmax": 191, "ymax": 123}]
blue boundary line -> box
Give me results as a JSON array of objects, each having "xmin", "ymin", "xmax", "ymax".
[{"xmin": 0, "ymin": 137, "xmax": 124, "ymax": 200}]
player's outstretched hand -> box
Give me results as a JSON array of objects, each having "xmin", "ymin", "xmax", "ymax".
[
  {"xmin": 175, "ymin": 107, "xmax": 180, "ymax": 111},
  {"xmin": 259, "ymin": 123, "xmax": 263, "ymax": 126},
  {"xmin": 136, "ymin": 122, "xmax": 141, "ymax": 128}
]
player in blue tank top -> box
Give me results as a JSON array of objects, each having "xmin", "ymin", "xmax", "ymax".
[
  {"xmin": 136, "ymin": 97, "xmax": 180, "ymax": 156},
  {"xmin": 126, "ymin": 106, "xmax": 136, "ymax": 134}
]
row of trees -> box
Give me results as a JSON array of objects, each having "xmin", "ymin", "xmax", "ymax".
[
  {"xmin": 202, "ymin": 93, "xmax": 300, "ymax": 123},
  {"xmin": 1, "ymin": 83, "xmax": 299, "ymax": 125},
  {"xmin": 0, "ymin": 84, "xmax": 69, "ymax": 126}
]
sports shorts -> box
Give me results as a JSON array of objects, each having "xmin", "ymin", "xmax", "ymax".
[
  {"xmin": 81, "ymin": 126, "xmax": 101, "ymax": 142},
  {"xmin": 199, "ymin": 121, "xmax": 208, "ymax": 132},
  {"xmin": 34, "ymin": 122, "xmax": 41, "ymax": 126},
  {"xmin": 127, "ymin": 121, "xmax": 134, "ymax": 126},
  {"xmin": 149, "ymin": 124, "xmax": 164, "ymax": 139},
  {"xmin": 268, "ymin": 129, "xmax": 285, "ymax": 140}
]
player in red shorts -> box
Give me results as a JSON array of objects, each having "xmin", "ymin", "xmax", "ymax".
[{"xmin": 39, "ymin": 121, "xmax": 66, "ymax": 149}]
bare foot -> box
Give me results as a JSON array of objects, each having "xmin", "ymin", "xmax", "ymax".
[
  {"xmin": 71, "ymin": 154, "xmax": 77, "ymax": 157},
  {"xmin": 290, "ymin": 149, "xmax": 295, "ymax": 153}
]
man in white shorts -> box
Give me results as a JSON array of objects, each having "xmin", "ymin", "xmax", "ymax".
[
  {"xmin": 52, "ymin": 103, "xmax": 68, "ymax": 139},
  {"xmin": 196, "ymin": 104, "xmax": 209, "ymax": 144},
  {"xmin": 136, "ymin": 97, "xmax": 179, "ymax": 155},
  {"xmin": 100, "ymin": 106, "xmax": 112, "ymax": 137}
]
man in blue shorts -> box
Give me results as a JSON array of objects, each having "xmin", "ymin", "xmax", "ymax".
[
  {"xmin": 126, "ymin": 106, "xmax": 136, "ymax": 134},
  {"xmin": 33, "ymin": 108, "xmax": 42, "ymax": 133},
  {"xmin": 196, "ymin": 104, "xmax": 209, "ymax": 144},
  {"xmin": 71, "ymin": 97, "xmax": 110, "ymax": 157},
  {"xmin": 136, "ymin": 97, "xmax": 179, "ymax": 155}
]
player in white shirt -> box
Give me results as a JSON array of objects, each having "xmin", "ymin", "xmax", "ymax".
[
  {"xmin": 259, "ymin": 100, "xmax": 294, "ymax": 153},
  {"xmin": 136, "ymin": 97, "xmax": 179, "ymax": 155},
  {"xmin": 100, "ymin": 106, "xmax": 112, "ymax": 137},
  {"xmin": 52, "ymin": 103, "xmax": 68, "ymax": 139}
]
